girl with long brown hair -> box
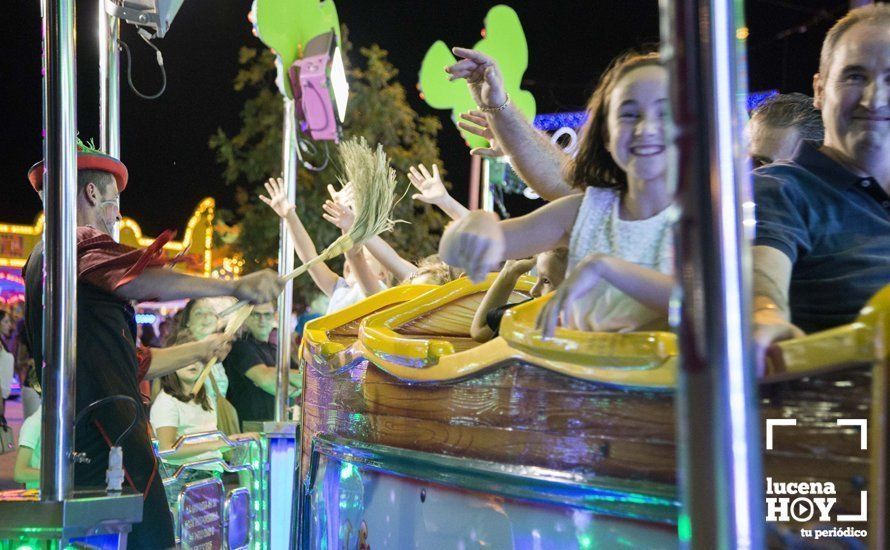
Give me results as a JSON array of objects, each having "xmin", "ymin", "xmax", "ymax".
[{"xmin": 441, "ymin": 47, "xmax": 676, "ymax": 335}]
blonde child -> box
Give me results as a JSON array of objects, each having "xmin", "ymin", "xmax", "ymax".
[{"xmin": 471, "ymin": 249, "xmax": 568, "ymax": 343}]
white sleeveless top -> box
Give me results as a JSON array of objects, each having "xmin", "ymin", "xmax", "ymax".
[{"xmin": 567, "ymin": 186, "xmax": 675, "ymax": 332}]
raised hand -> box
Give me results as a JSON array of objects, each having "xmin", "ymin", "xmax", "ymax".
[
  {"xmin": 326, "ymin": 182, "xmax": 356, "ymax": 210},
  {"xmin": 321, "ymin": 200, "xmax": 355, "ymax": 232},
  {"xmin": 458, "ymin": 111, "xmax": 505, "ymax": 158},
  {"xmin": 259, "ymin": 178, "xmax": 295, "ymax": 218},
  {"xmin": 407, "ymin": 164, "xmax": 449, "ymax": 205},
  {"xmin": 445, "ymin": 48, "xmax": 508, "ymax": 110}
]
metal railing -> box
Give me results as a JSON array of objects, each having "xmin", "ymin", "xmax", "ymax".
[{"xmin": 154, "ymin": 431, "xmax": 269, "ymax": 549}]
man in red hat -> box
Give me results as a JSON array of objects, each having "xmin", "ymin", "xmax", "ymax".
[{"xmin": 24, "ymin": 143, "xmax": 283, "ymax": 549}]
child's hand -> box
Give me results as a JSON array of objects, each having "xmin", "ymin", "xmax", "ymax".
[
  {"xmin": 327, "ymin": 182, "xmax": 356, "ymax": 210},
  {"xmin": 408, "ymin": 164, "xmax": 449, "ymax": 205},
  {"xmin": 458, "ymin": 111, "xmax": 505, "ymax": 158},
  {"xmin": 259, "ymin": 177, "xmax": 295, "ymax": 218},
  {"xmin": 438, "ymin": 210, "xmax": 505, "ymax": 282},
  {"xmin": 502, "ymin": 258, "xmax": 536, "ymax": 277},
  {"xmin": 322, "ymin": 200, "xmax": 355, "ymax": 232},
  {"xmin": 536, "ymin": 254, "xmax": 607, "ymax": 338}
]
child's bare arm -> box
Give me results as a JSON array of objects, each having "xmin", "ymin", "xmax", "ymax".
[
  {"xmin": 471, "ymin": 259, "xmax": 535, "ymax": 342},
  {"xmin": 259, "ymin": 178, "xmax": 339, "ymax": 296},
  {"xmin": 363, "ymin": 236, "xmax": 416, "ymax": 283}
]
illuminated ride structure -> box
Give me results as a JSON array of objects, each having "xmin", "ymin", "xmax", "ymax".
[{"xmin": 0, "ymin": 1, "xmax": 887, "ymax": 550}]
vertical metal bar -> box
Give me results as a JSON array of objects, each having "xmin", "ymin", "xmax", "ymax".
[
  {"xmin": 98, "ymin": 0, "xmax": 120, "ymax": 158},
  {"xmin": 98, "ymin": 1, "xmax": 121, "ymax": 241},
  {"xmin": 276, "ymin": 98, "xmax": 297, "ymax": 422},
  {"xmin": 481, "ymin": 158, "xmax": 493, "ymax": 213},
  {"xmin": 40, "ymin": 0, "xmax": 79, "ymax": 502},
  {"xmin": 663, "ymin": 0, "xmax": 764, "ymax": 547},
  {"xmin": 869, "ymin": 315, "xmax": 887, "ymax": 550},
  {"xmin": 468, "ymin": 155, "xmax": 481, "ymax": 210}
]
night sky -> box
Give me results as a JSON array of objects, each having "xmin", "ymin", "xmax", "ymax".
[{"xmin": 2, "ymin": 0, "xmax": 849, "ymax": 236}]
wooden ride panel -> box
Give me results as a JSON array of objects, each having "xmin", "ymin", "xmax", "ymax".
[
  {"xmin": 302, "ymin": 352, "xmax": 872, "ymax": 518},
  {"xmin": 300, "ymin": 280, "xmax": 889, "ymax": 541}
]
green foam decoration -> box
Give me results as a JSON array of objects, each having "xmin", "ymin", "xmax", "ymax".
[
  {"xmin": 418, "ymin": 5, "xmax": 536, "ymax": 149},
  {"xmin": 255, "ymin": 0, "xmax": 341, "ymax": 98}
]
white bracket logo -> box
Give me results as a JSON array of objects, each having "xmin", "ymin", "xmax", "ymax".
[{"xmin": 765, "ymin": 418, "xmax": 797, "ymax": 450}]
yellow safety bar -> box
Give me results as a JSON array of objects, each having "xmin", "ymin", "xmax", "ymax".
[
  {"xmin": 315, "ymin": 273, "xmax": 888, "ymax": 389},
  {"xmin": 359, "ymin": 274, "xmax": 533, "ymax": 360},
  {"xmin": 302, "ymin": 285, "xmax": 436, "ymax": 368},
  {"xmin": 357, "ymin": 276, "xmax": 676, "ymax": 387},
  {"xmin": 766, "ymin": 284, "xmax": 890, "ymax": 381}
]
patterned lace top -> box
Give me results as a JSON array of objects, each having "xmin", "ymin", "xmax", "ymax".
[{"xmin": 567, "ymin": 186, "xmax": 676, "ymax": 332}]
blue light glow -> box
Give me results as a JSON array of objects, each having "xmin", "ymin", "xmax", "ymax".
[
  {"xmin": 533, "ymin": 90, "xmax": 778, "ymax": 132},
  {"xmin": 746, "ymin": 90, "xmax": 779, "ymax": 111},
  {"xmin": 135, "ymin": 313, "xmax": 157, "ymax": 324},
  {"xmin": 533, "ymin": 112, "xmax": 587, "ymax": 131}
]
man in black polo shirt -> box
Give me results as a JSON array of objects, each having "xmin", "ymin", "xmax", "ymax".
[
  {"xmin": 753, "ymin": 4, "xmax": 890, "ymax": 369},
  {"xmin": 224, "ymin": 302, "xmax": 301, "ymax": 428},
  {"xmin": 24, "ymin": 144, "xmax": 284, "ymax": 549}
]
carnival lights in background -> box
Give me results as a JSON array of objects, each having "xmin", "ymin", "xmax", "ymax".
[{"xmin": 531, "ymin": 90, "xmax": 779, "ymax": 133}]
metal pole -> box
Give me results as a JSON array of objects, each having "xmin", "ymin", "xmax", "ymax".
[
  {"xmin": 99, "ymin": 0, "xmax": 120, "ymax": 158},
  {"xmin": 663, "ymin": 0, "xmax": 764, "ymax": 547},
  {"xmin": 40, "ymin": 0, "xmax": 79, "ymax": 502},
  {"xmin": 468, "ymin": 155, "xmax": 481, "ymax": 210},
  {"xmin": 275, "ymin": 98, "xmax": 297, "ymax": 422},
  {"xmin": 481, "ymin": 158, "xmax": 494, "ymax": 213}
]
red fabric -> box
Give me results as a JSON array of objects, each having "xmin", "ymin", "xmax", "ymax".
[
  {"xmin": 28, "ymin": 153, "xmax": 129, "ymax": 192},
  {"xmin": 76, "ymin": 226, "xmax": 175, "ymax": 292},
  {"xmin": 136, "ymin": 346, "xmax": 152, "ymax": 383}
]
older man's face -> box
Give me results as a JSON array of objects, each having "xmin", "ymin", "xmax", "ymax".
[{"xmin": 815, "ymin": 22, "xmax": 890, "ymax": 168}]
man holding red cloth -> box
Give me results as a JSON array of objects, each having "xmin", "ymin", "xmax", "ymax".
[{"xmin": 23, "ymin": 143, "xmax": 283, "ymax": 549}]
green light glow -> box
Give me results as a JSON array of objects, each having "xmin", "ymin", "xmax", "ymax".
[
  {"xmin": 577, "ymin": 533, "xmax": 593, "ymax": 550},
  {"xmin": 678, "ymin": 513, "xmax": 692, "ymax": 542},
  {"xmin": 340, "ymin": 462, "xmax": 357, "ymax": 481}
]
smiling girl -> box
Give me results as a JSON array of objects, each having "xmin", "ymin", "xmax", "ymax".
[{"xmin": 441, "ymin": 48, "xmax": 676, "ymax": 335}]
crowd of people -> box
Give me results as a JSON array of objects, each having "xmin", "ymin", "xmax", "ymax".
[{"xmin": 2, "ymin": 3, "xmax": 887, "ymax": 548}]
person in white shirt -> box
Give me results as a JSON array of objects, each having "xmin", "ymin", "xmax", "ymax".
[
  {"xmin": 14, "ymin": 409, "xmax": 42, "ymax": 489},
  {"xmin": 176, "ymin": 298, "xmax": 231, "ymax": 400},
  {"xmin": 441, "ymin": 48, "xmax": 676, "ymax": 336},
  {"xmin": 150, "ymin": 361, "xmax": 229, "ymax": 471},
  {"xmin": 0, "ymin": 311, "xmax": 15, "ymax": 425}
]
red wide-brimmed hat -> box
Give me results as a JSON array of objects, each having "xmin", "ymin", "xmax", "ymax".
[{"xmin": 27, "ymin": 140, "xmax": 128, "ymax": 193}]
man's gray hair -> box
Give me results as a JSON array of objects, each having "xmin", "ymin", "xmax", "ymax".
[
  {"xmin": 820, "ymin": 4, "xmax": 890, "ymax": 77},
  {"xmin": 751, "ymin": 93, "xmax": 824, "ymax": 143}
]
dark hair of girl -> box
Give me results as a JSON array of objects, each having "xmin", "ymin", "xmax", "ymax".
[
  {"xmin": 568, "ymin": 48, "xmax": 662, "ymax": 193},
  {"xmin": 158, "ymin": 332, "xmax": 212, "ymax": 411}
]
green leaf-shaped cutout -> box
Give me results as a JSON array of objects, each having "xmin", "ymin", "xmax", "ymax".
[
  {"xmin": 417, "ymin": 4, "xmax": 536, "ymax": 150},
  {"xmin": 255, "ymin": 0, "xmax": 341, "ymax": 98},
  {"xmin": 418, "ymin": 41, "xmax": 461, "ymax": 109}
]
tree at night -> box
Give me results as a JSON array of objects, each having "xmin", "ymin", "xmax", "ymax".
[{"xmin": 210, "ymin": 40, "xmax": 451, "ymax": 307}]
